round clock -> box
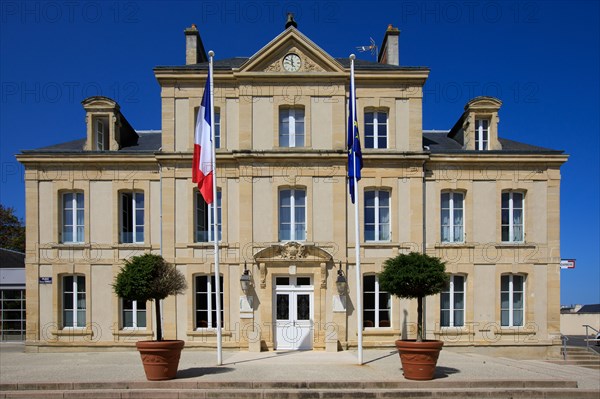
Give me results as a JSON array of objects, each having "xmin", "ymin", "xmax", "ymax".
[{"xmin": 283, "ymin": 53, "xmax": 301, "ymax": 72}]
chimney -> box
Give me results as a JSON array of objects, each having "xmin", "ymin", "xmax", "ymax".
[
  {"xmin": 378, "ymin": 24, "xmax": 400, "ymax": 66},
  {"xmin": 184, "ymin": 24, "xmax": 208, "ymax": 65}
]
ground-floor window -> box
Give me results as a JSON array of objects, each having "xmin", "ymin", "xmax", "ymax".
[
  {"xmin": 0, "ymin": 289, "xmax": 25, "ymax": 341},
  {"xmin": 122, "ymin": 299, "xmax": 146, "ymax": 329},
  {"xmin": 501, "ymin": 274, "xmax": 525, "ymax": 327},
  {"xmin": 195, "ymin": 275, "xmax": 223, "ymax": 329},
  {"xmin": 62, "ymin": 275, "xmax": 86, "ymax": 328},
  {"xmin": 440, "ymin": 275, "xmax": 465, "ymax": 327},
  {"xmin": 363, "ymin": 274, "xmax": 391, "ymax": 328}
]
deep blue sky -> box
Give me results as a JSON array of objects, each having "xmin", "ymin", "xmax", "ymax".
[{"xmin": 1, "ymin": 1, "xmax": 598, "ymax": 305}]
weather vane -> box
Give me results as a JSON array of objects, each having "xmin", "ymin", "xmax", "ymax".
[{"xmin": 356, "ymin": 37, "xmax": 377, "ymax": 61}]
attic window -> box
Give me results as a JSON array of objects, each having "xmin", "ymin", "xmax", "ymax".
[
  {"xmin": 94, "ymin": 117, "xmax": 109, "ymax": 151},
  {"xmin": 475, "ymin": 119, "xmax": 489, "ymax": 151}
]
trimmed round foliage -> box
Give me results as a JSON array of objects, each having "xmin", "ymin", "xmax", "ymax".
[
  {"xmin": 113, "ymin": 253, "xmax": 187, "ymax": 302},
  {"xmin": 378, "ymin": 252, "xmax": 449, "ymax": 300}
]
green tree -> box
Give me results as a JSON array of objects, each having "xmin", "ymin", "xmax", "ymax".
[
  {"xmin": 378, "ymin": 252, "xmax": 449, "ymax": 342},
  {"xmin": 0, "ymin": 204, "xmax": 25, "ymax": 252},
  {"xmin": 113, "ymin": 254, "xmax": 187, "ymax": 341}
]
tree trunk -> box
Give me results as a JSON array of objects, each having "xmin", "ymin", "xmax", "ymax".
[
  {"xmin": 155, "ymin": 299, "xmax": 163, "ymax": 341},
  {"xmin": 417, "ymin": 296, "xmax": 423, "ymax": 342}
]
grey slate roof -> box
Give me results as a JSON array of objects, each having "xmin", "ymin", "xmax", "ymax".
[
  {"xmin": 0, "ymin": 248, "xmax": 25, "ymax": 269},
  {"xmin": 577, "ymin": 304, "xmax": 600, "ymax": 313},
  {"xmin": 423, "ymin": 131, "xmax": 564, "ymax": 154},
  {"xmin": 154, "ymin": 57, "xmax": 428, "ymax": 72},
  {"xmin": 22, "ymin": 132, "xmax": 162, "ymax": 154}
]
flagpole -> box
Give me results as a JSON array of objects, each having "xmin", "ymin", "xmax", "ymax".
[
  {"xmin": 350, "ymin": 54, "xmax": 363, "ymax": 365},
  {"xmin": 208, "ymin": 50, "xmax": 222, "ymax": 366}
]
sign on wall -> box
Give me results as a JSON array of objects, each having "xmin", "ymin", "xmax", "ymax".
[{"xmin": 560, "ymin": 259, "xmax": 576, "ymax": 269}]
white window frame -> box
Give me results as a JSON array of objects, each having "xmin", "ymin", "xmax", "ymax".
[
  {"xmin": 96, "ymin": 119, "xmax": 105, "ymax": 150},
  {"xmin": 500, "ymin": 274, "xmax": 525, "ymax": 327},
  {"xmin": 440, "ymin": 274, "xmax": 466, "ymax": 327},
  {"xmin": 195, "ymin": 190, "xmax": 222, "ymax": 243},
  {"xmin": 62, "ymin": 192, "xmax": 84, "ymax": 243},
  {"xmin": 279, "ymin": 188, "xmax": 306, "ymax": 241},
  {"xmin": 364, "ymin": 190, "xmax": 391, "ymax": 242},
  {"xmin": 214, "ymin": 109, "xmax": 221, "ymax": 149},
  {"xmin": 279, "ymin": 108, "xmax": 305, "ymax": 148},
  {"xmin": 363, "ymin": 274, "xmax": 391, "ymax": 328},
  {"xmin": 475, "ymin": 119, "xmax": 489, "ymax": 151},
  {"xmin": 121, "ymin": 299, "xmax": 147, "ymax": 330},
  {"xmin": 364, "ymin": 110, "xmax": 388, "ymax": 149},
  {"xmin": 441, "ymin": 191, "xmax": 464, "ymax": 243},
  {"xmin": 195, "ymin": 275, "xmax": 223, "ymax": 330},
  {"xmin": 120, "ymin": 192, "xmax": 144, "ymax": 244},
  {"xmin": 501, "ymin": 191, "xmax": 524, "ymax": 243},
  {"xmin": 62, "ymin": 275, "xmax": 85, "ymax": 329}
]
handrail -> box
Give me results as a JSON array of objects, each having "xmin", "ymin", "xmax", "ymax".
[
  {"xmin": 582, "ymin": 324, "xmax": 600, "ymax": 353},
  {"xmin": 560, "ymin": 334, "xmax": 569, "ymax": 360}
]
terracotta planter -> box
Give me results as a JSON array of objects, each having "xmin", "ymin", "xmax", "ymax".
[
  {"xmin": 395, "ymin": 339, "xmax": 443, "ymax": 380},
  {"xmin": 136, "ymin": 340, "xmax": 184, "ymax": 380}
]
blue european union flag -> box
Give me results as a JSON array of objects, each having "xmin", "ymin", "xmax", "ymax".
[{"xmin": 347, "ymin": 72, "xmax": 363, "ymax": 204}]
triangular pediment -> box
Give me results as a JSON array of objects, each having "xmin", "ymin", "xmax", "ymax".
[{"xmin": 238, "ymin": 27, "xmax": 345, "ymax": 74}]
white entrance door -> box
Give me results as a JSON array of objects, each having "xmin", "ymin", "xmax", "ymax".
[{"xmin": 274, "ymin": 276, "xmax": 313, "ymax": 350}]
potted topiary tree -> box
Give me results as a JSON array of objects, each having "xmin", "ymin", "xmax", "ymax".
[
  {"xmin": 378, "ymin": 252, "xmax": 449, "ymax": 380},
  {"xmin": 113, "ymin": 253, "xmax": 187, "ymax": 380}
]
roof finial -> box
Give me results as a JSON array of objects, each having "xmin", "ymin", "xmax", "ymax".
[{"xmin": 285, "ymin": 12, "xmax": 297, "ymax": 29}]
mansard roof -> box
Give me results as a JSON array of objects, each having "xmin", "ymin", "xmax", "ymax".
[
  {"xmin": 21, "ymin": 131, "xmax": 162, "ymax": 154},
  {"xmin": 423, "ymin": 131, "xmax": 564, "ymax": 154}
]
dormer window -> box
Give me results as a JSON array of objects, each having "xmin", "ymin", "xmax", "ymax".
[{"xmin": 475, "ymin": 119, "xmax": 489, "ymax": 151}]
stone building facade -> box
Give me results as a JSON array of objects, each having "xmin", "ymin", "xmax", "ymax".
[{"xmin": 17, "ymin": 23, "xmax": 567, "ymax": 357}]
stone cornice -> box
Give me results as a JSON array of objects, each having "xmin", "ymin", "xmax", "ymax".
[{"xmin": 428, "ymin": 153, "xmax": 568, "ymax": 165}]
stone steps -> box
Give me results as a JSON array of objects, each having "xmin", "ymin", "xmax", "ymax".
[
  {"xmin": 555, "ymin": 346, "xmax": 600, "ymax": 369},
  {"xmin": 2, "ymin": 380, "xmax": 598, "ymax": 399}
]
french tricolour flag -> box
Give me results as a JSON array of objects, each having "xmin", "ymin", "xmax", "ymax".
[{"xmin": 192, "ymin": 70, "xmax": 214, "ymax": 204}]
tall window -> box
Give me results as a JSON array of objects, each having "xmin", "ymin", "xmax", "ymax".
[
  {"xmin": 279, "ymin": 108, "xmax": 305, "ymax": 147},
  {"xmin": 501, "ymin": 191, "xmax": 524, "ymax": 242},
  {"xmin": 121, "ymin": 192, "xmax": 144, "ymax": 243},
  {"xmin": 279, "ymin": 189, "xmax": 306, "ymax": 241},
  {"xmin": 501, "ymin": 274, "xmax": 525, "ymax": 327},
  {"xmin": 62, "ymin": 275, "xmax": 85, "ymax": 328},
  {"xmin": 440, "ymin": 275, "xmax": 465, "ymax": 327},
  {"xmin": 195, "ymin": 275, "xmax": 223, "ymax": 329},
  {"xmin": 214, "ymin": 110, "xmax": 221, "ymax": 149},
  {"xmin": 122, "ymin": 299, "xmax": 146, "ymax": 329},
  {"xmin": 95, "ymin": 119, "xmax": 106, "ymax": 150},
  {"xmin": 364, "ymin": 110, "xmax": 388, "ymax": 149},
  {"xmin": 196, "ymin": 190, "xmax": 222, "ymax": 242},
  {"xmin": 62, "ymin": 192, "xmax": 84, "ymax": 243},
  {"xmin": 441, "ymin": 191, "xmax": 464, "ymax": 243},
  {"xmin": 475, "ymin": 119, "xmax": 489, "ymax": 151},
  {"xmin": 365, "ymin": 190, "xmax": 390, "ymax": 242},
  {"xmin": 363, "ymin": 274, "xmax": 391, "ymax": 328}
]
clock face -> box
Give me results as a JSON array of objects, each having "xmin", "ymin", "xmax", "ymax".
[{"xmin": 283, "ymin": 53, "xmax": 301, "ymax": 72}]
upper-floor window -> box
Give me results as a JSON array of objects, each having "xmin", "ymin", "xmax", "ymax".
[
  {"xmin": 364, "ymin": 110, "xmax": 388, "ymax": 149},
  {"xmin": 195, "ymin": 275, "xmax": 223, "ymax": 329},
  {"xmin": 120, "ymin": 192, "xmax": 144, "ymax": 244},
  {"xmin": 214, "ymin": 109, "xmax": 221, "ymax": 149},
  {"xmin": 441, "ymin": 191, "xmax": 464, "ymax": 243},
  {"xmin": 196, "ymin": 190, "xmax": 222, "ymax": 242},
  {"xmin": 122, "ymin": 299, "xmax": 146, "ymax": 329},
  {"xmin": 279, "ymin": 107, "xmax": 305, "ymax": 147},
  {"xmin": 440, "ymin": 274, "xmax": 465, "ymax": 327},
  {"xmin": 363, "ymin": 274, "xmax": 391, "ymax": 328},
  {"xmin": 501, "ymin": 274, "xmax": 525, "ymax": 327},
  {"xmin": 62, "ymin": 275, "xmax": 85, "ymax": 328},
  {"xmin": 365, "ymin": 190, "xmax": 390, "ymax": 242},
  {"xmin": 279, "ymin": 188, "xmax": 306, "ymax": 241},
  {"xmin": 501, "ymin": 191, "xmax": 524, "ymax": 243},
  {"xmin": 475, "ymin": 119, "xmax": 489, "ymax": 151},
  {"xmin": 62, "ymin": 192, "xmax": 84, "ymax": 243}
]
